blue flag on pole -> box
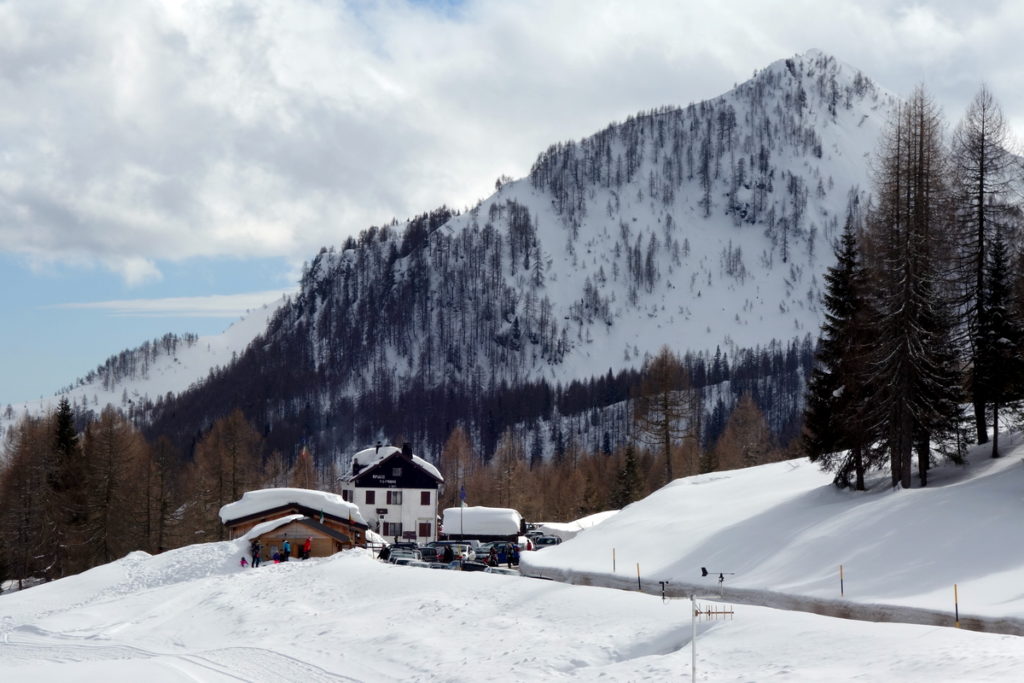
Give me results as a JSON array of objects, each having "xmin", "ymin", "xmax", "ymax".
[{"xmin": 459, "ymin": 485, "xmax": 466, "ymax": 503}]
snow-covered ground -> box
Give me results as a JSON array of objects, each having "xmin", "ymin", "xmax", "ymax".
[{"xmin": 3, "ymin": 437, "xmax": 1024, "ymax": 681}]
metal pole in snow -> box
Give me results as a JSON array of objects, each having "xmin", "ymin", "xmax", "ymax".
[
  {"xmin": 691, "ymin": 594, "xmax": 697, "ymax": 680},
  {"xmin": 613, "ymin": 548, "xmax": 616, "ymax": 573},
  {"xmin": 955, "ymin": 584, "xmax": 960, "ymax": 628},
  {"xmin": 636, "ymin": 563, "xmax": 641, "ymax": 590},
  {"xmin": 840, "ymin": 564, "xmax": 844, "ymax": 597}
]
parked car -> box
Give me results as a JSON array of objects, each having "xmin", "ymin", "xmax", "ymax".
[
  {"xmin": 532, "ymin": 536, "xmax": 561, "ymax": 549},
  {"xmin": 418, "ymin": 546, "xmax": 439, "ymax": 562},
  {"xmin": 389, "ymin": 548, "xmax": 422, "ymax": 563},
  {"xmin": 459, "ymin": 560, "xmax": 489, "ymax": 572},
  {"xmin": 391, "ymin": 542, "xmax": 420, "ymax": 552},
  {"xmin": 427, "ymin": 541, "xmax": 476, "ymax": 561},
  {"xmin": 484, "ymin": 566, "xmax": 519, "ymax": 576}
]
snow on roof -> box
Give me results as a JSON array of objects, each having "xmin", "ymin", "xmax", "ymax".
[
  {"xmin": 242, "ymin": 514, "xmax": 304, "ymax": 539},
  {"xmin": 441, "ymin": 506, "xmax": 522, "ymax": 536},
  {"xmin": 349, "ymin": 444, "xmax": 443, "ymax": 482},
  {"xmin": 219, "ymin": 487, "xmax": 366, "ymax": 525}
]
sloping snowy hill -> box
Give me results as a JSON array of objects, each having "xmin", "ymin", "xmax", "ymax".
[
  {"xmin": 3, "ymin": 434, "xmax": 1024, "ymax": 680},
  {"xmin": 522, "ymin": 435, "xmax": 1024, "ymax": 621}
]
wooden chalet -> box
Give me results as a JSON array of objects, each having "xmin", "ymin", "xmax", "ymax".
[{"xmin": 220, "ymin": 488, "xmax": 369, "ymax": 559}]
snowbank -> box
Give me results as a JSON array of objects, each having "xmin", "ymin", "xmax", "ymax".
[{"xmin": 536, "ymin": 510, "xmax": 618, "ymax": 540}]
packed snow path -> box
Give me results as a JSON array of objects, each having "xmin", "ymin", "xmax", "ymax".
[{"xmin": 519, "ymin": 569, "xmax": 1024, "ymax": 636}]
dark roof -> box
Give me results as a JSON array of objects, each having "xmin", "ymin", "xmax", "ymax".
[
  {"xmin": 223, "ymin": 502, "xmax": 369, "ymax": 530},
  {"xmin": 349, "ymin": 451, "xmax": 442, "ymax": 489}
]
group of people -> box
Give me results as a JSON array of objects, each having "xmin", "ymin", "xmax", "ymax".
[
  {"xmin": 486, "ymin": 544, "xmax": 519, "ymax": 568},
  {"xmin": 243, "ymin": 536, "xmax": 314, "ymax": 568}
]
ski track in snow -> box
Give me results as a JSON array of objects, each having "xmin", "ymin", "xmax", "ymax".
[{"xmin": 1, "ymin": 628, "xmax": 356, "ymax": 682}]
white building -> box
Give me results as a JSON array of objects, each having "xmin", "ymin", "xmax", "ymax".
[{"xmin": 340, "ymin": 443, "xmax": 443, "ymax": 545}]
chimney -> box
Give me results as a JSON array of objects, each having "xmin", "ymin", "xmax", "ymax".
[
  {"xmin": 375, "ymin": 441, "xmax": 382, "ymax": 454},
  {"xmin": 401, "ymin": 442, "xmax": 413, "ymax": 460}
]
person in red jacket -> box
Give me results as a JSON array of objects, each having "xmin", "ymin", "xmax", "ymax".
[{"xmin": 303, "ymin": 537, "xmax": 312, "ymax": 560}]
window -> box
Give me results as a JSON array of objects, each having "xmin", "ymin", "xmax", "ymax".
[
  {"xmin": 365, "ymin": 490, "xmax": 375, "ymax": 505},
  {"xmin": 384, "ymin": 522, "xmax": 403, "ymax": 537},
  {"xmin": 387, "ymin": 490, "xmax": 402, "ymax": 505},
  {"xmin": 420, "ymin": 491, "xmax": 431, "ymax": 506},
  {"xmin": 418, "ymin": 522, "xmax": 432, "ymax": 538},
  {"xmin": 392, "ymin": 467, "xmax": 402, "ymax": 477},
  {"xmin": 342, "ymin": 490, "xmax": 351, "ymax": 502}
]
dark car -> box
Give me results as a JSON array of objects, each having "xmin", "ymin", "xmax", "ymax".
[
  {"xmin": 532, "ymin": 536, "xmax": 561, "ymax": 549},
  {"xmin": 460, "ymin": 560, "xmax": 490, "ymax": 572},
  {"xmin": 419, "ymin": 546, "xmax": 439, "ymax": 562}
]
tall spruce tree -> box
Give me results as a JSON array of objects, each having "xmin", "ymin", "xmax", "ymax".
[
  {"xmin": 48, "ymin": 397, "xmax": 88, "ymax": 577},
  {"xmin": 803, "ymin": 210, "xmax": 875, "ymax": 489},
  {"xmin": 610, "ymin": 444, "xmax": 643, "ymax": 509}
]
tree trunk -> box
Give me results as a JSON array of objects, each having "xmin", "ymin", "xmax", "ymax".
[
  {"xmin": 991, "ymin": 401, "xmax": 1001, "ymax": 458},
  {"xmin": 973, "ymin": 398, "xmax": 988, "ymax": 444},
  {"xmin": 853, "ymin": 447, "xmax": 865, "ymax": 491},
  {"xmin": 915, "ymin": 435, "xmax": 930, "ymax": 487}
]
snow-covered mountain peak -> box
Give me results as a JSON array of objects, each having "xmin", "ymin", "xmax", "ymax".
[{"xmin": 5, "ymin": 51, "xmax": 901, "ymax": 460}]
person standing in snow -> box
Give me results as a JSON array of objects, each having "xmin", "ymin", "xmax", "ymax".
[
  {"xmin": 250, "ymin": 540, "xmax": 262, "ymax": 568},
  {"xmin": 282, "ymin": 538, "xmax": 291, "ymax": 562},
  {"xmin": 240, "ymin": 556, "xmax": 248, "ymax": 568},
  {"xmin": 303, "ymin": 537, "xmax": 312, "ymax": 560},
  {"xmin": 442, "ymin": 544, "xmax": 454, "ymax": 563}
]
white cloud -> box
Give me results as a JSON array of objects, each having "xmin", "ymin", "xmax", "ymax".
[
  {"xmin": 51, "ymin": 289, "xmax": 296, "ymax": 318},
  {"xmin": 1, "ymin": 0, "xmax": 1022, "ymax": 284}
]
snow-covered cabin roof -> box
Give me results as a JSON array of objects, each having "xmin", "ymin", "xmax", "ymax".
[
  {"xmin": 442, "ymin": 506, "xmax": 522, "ymax": 536},
  {"xmin": 346, "ymin": 445, "xmax": 443, "ymax": 482},
  {"xmin": 219, "ymin": 487, "xmax": 367, "ymax": 525}
]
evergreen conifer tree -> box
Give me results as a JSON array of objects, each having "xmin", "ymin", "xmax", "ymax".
[
  {"xmin": 978, "ymin": 229, "xmax": 1024, "ymax": 457},
  {"xmin": 803, "ymin": 210, "xmax": 875, "ymax": 489},
  {"xmin": 610, "ymin": 445, "xmax": 642, "ymax": 509}
]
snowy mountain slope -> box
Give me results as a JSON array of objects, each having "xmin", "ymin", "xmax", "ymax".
[
  {"xmin": 3, "ymin": 432, "xmax": 1024, "ymax": 680},
  {"xmin": 287, "ymin": 49, "xmax": 893, "ymax": 389},
  {"xmin": 0, "ymin": 296, "xmax": 286, "ymax": 440},
  {"xmin": 5, "ymin": 50, "xmax": 897, "ymax": 459},
  {"xmin": 479, "ymin": 49, "xmax": 890, "ymax": 379}
]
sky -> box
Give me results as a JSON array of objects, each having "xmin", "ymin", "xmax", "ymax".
[
  {"xmin": 3, "ymin": 433, "xmax": 1024, "ymax": 680},
  {"xmin": 4, "ymin": 0, "xmax": 1024, "ymax": 406}
]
